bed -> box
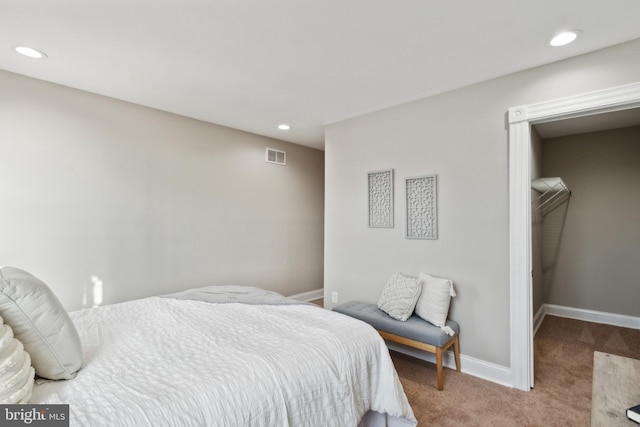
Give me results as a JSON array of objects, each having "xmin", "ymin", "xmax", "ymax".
[{"xmin": 26, "ymin": 285, "xmax": 417, "ymax": 426}]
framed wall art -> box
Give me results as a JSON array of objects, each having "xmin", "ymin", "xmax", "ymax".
[
  {"xmin": 405, "ymin": 174, "xmax": 438, "ymax": 239},
  {"xmin": 368, "ymin": 169, "xmax": 394, "ymax": 228}
]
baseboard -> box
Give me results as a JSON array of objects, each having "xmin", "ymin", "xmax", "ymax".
[
  {"xmin": 385, "ymin": 341, "xmax": 513, "ymax": 388},
  {"xmin": 533, "ymin": 304, "xmax": 546, "ymax": 335},
  {"xmin": 289, "ymin": 288, "xmax": 324, "ymax": 302},
  {"xmin": 544, "ymin": 304, "xmax": 640, "ymax": 330}
]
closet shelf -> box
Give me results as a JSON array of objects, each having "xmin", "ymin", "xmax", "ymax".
[{"xmin": 531, "ymin": 177, "xmax": 571, "ymax": 216}]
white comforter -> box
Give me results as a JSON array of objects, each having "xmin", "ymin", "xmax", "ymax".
[{"xmin": 31, "ymin": 296, "xmax": 416, "ymax": 427}]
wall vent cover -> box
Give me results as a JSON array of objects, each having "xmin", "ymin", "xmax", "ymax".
[{"xmin": 266, "ymin": 148, "xmax": 286, "ymax": 165}]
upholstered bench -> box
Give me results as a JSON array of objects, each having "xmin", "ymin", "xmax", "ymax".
[{"xmin": 333, "ymin": 300, "xmax": 461, "ymax": 390}]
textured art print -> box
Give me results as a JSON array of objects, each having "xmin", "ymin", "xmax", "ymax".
[
  {"xmin": 406, "ymin": 175, "xmax": 438, "ymax": 239},
  {"xmin": 368, "ymin": 169, "xmax": 394, "ymax": 228}
]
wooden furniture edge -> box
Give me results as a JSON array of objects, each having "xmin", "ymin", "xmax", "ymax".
[{"xmin": 377, "ymin": 330, "xmax": 461, "ymax": 390}]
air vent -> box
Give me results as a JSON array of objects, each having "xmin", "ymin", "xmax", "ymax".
[{"xmin": 266, "ymin": 148, "xmax": 286, "ymax": 165}]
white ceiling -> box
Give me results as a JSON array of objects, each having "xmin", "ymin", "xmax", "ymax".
[{"xmin": 2, "ymin": 1, "xmax": 640, "ymax": 150}]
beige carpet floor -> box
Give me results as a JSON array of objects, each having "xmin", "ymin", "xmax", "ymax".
[{"xmin": 391, "ymin": 315, "xmax": 640, "ymax": 426}]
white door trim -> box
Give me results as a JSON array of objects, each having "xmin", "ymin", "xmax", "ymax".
[{"xmin": 507, "ymin": 81, "xmax": 640, "ymax": 391}]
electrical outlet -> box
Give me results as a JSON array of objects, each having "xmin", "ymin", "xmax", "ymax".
[{"xmin": 331, "ymin": 291, "xmax": 338, "ymax": 304}]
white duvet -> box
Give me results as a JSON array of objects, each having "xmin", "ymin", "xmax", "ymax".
[{"xmin": 30, "ymin": 296, "xmax": 416, "ymax": 427}]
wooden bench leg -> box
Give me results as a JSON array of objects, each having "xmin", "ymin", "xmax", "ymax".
[
  {"xmin": 453, "ymin": 335, "xmax": 461, "ymax": 372},
  {"xmin": 436, "ymin": 347, "xmax": 444, "ymax": 390},
  {"xmin": 376, "ymin": 329, "xmax": 460, "ymax": 391},
  {"xmin": 437, "ymin": 336, "xmax": 460, "ymax": 390}
]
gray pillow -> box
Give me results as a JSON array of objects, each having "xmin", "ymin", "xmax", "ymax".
[
  {"xmin": 0, "ymin": 267, "xmax": 82, "ymax": 380},
  {"xmin": 377, "ymin": 272, "xmax": 423, "ymax": 321}
]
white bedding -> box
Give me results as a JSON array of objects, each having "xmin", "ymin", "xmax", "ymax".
[{"xmin": 30, "ymin": 295, "xmax": 416, "ymax": 427}]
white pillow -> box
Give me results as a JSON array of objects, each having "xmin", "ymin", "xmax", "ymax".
[
  {"xmin": 0, "ymin": 316, "xmax": 35, "ymax": 403},
  {"xmin": 0, "ymin": 267, "xmax": 82, "ymax": 380},
  {"xmin": 377, "ymin": 272, "xmax": 423, "ymax": 321},
  {"xmin": 414, "ymin": 272, "xmax": 456, "ymax": 327}
]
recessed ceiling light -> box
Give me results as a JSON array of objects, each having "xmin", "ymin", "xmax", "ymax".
[
  {"xmin": 549, "ymin": 30, "xmax": 582, "ymax": 47},
  {"xmin": 277, "ymin": 124, "xmax": 291, "ymax": 131},
  {"xmin": 14, "ymin": 46, "xmax": 48, "ymax": 59}
]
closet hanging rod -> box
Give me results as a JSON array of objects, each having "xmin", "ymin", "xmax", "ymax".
[{"xmin": 531, "ymin": 177, "xmax": 571, "ymax": 216}]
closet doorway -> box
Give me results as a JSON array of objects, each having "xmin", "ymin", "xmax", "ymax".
[
  {"xmin": 507, "ymin": 82, "xmax": 640, "ymax": 391},
  {"xmin": 532, "ymin": 111, "xmax": 640, "ymax": 332}
]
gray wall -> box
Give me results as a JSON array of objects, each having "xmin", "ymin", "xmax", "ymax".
[
  {"xmin": 0, "ymin": 70, "xmax": 324, "ymax": 311},
  {"xmin": 324, "ymin": 38, "xmax": 640, "ymax": 368},
  {"xmin": 541, "ymin": 126, "xmax": 640, "ymax": 316}
]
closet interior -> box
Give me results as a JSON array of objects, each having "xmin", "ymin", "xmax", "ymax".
[{"xmin": 531, "ymin": 108, "xmax": 640, "ymax": 329}]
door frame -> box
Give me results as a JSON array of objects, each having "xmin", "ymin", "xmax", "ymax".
[{"xmin": 507, "ymin": 81, "xmax": 640, "ymax": 391}]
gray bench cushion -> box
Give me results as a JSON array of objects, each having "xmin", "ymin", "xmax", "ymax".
[{"xmin": 333, "ymin": 300, "xmax": 458, "ymax": 348}]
